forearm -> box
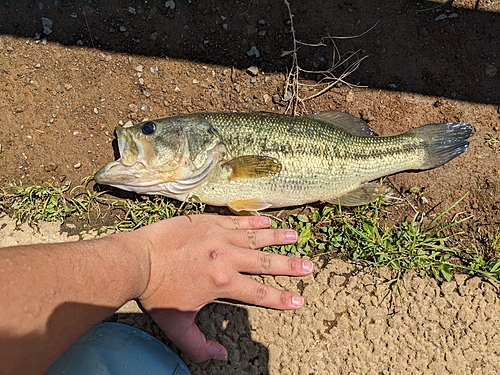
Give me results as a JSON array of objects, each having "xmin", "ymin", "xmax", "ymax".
[{"xmin": 0, "ymin": 231, "xmax": 150, "ymax": 375}]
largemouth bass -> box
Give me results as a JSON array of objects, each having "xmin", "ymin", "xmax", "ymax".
[{"xmin": 95, "ymin": 111, "xmax": 472, "ymax": 212}]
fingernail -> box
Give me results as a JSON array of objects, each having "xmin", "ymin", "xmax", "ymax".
[
  {"xmin": 302, "ymin": 260, "xmax": 313, "ymax": 273},
  {"xmin": 213, "ymin": 349, "xmax": 228, "ymax": 361},
  {"xmin": 259, "ymin": 216, "xmax": 271, "ymax": 227},
  {"xmin": 285, "ymin": 230, "xmax": 297, "ymax": 241},
  {"xmin": 291, "ymin": 295, "xmax": 303, "ymax": 307}
]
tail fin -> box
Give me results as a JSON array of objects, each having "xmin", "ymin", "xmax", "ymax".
[{"xmin": 407, "ymin": 122, "xmax": 472, "ymax": 170}]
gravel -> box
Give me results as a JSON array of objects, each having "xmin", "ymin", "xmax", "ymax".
[{"xmin": 2, "ymin": 215, "xmax": 498, "ymax": 375}]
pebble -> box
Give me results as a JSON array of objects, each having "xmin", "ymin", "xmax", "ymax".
[
  {"xmin": 123, "ymin": 120, "xmax": 134, "ymax": 128},
  {"xmin": 41, "ymin": 17, "xmax": 53, "ymax": 35},
  {"xmin": 64, "ymin": 83, "xmax": 73, "ymax": 90},
  {"xmin": 73, "ymin": 131, "xmax": 82, "ymax": 136},
  {"xmin": 134, "ymin": 65, "xmax": 144, "ymax": 72},
  {"xmin": 434, "ymin": 13, "xmax": 448, "ymax": 21},
  {"xmin": 73, "ymin": 162, "xmax": 81, "ymax": 169},
  {"xmin": 119, "ymin": 26, "xmax": 127, "ymax": 32},
  {"xmin": 93, "ymin": 108, "xmax": 99, "ymax": 114},
  {"xmin": 246, "ymin": 66, "xmax": 259, "ymax": 76},
  {"xmin": 165, "ymin": 0, "xmax": 175, "ymax": 10},
  {"xmin": 418, "ymin": 27, "xmax": 429, "ymax": 37},
  {"xmin": 485, "ymin": 64, "xmax": 497, "ymax": 78},
  {"xmin": 247, "ymin": 46, "xmax": 260, "ymax": 58}
]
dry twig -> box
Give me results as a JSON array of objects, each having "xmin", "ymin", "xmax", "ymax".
[{"xmin": 282, "ymin": 0, "xmax": 377, "ymax": 115}]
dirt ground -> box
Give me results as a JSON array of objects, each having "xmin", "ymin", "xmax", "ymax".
[{"xmin": 1, "ymin": 1, "xmax": 500, "ymax": 374}]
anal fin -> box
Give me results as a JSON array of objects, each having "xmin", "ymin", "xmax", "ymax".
[
  {"xmin": 228, "ymin": 198, "xmax": 272, "ymax": 214},
  {"xmin": 327, "ymin": 182, "xmax": 391, "ymax": 206}
]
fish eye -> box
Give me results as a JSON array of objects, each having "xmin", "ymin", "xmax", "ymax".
[{"xmin": 141, "ymin": 122, "xmax": 156, "ymax": 135}]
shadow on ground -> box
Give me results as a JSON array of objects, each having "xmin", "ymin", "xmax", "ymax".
[{"xmin": 1, "ymin": 0, "xmax": 499, "ymax": 105}]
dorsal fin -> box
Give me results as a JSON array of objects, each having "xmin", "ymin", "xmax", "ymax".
[{"xmin": 308, "ymin": 111, "xmax": 378, "ymax": 137}]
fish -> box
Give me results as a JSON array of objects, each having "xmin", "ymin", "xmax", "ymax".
[{"xmin": 94, "ymin": 111, "xmax": 472, "ymax": 213}]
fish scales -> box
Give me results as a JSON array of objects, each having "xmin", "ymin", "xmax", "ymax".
[
  {"xmin": 94, "ymin": 111, "xmax": 472, "ymax": 212},
  {"xmin": 194, "ymin": 113, "xmax": 427, "ymax": 207}
]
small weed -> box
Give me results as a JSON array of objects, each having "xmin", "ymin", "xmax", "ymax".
[{"xmin": 486, "ymin": 133, "xmax": 500, "ymax": 150}]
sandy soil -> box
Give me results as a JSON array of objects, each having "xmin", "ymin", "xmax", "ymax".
[{"xmin": 1, "ymin": 1, "xmax": 500, "ymax": 374}]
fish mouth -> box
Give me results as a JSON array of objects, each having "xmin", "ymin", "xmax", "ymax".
[
  {"xmin": 94, "ymin": 127, "xmax": 166, "ymax": 190},
  {"xmin": 94, "ymin": 158, "xmax": 166, "ymax": 190}
]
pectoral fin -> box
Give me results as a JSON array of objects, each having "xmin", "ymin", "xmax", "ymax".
[
  {"xmin": 223, "ymin": 155, "xmax": 282, "ymax": 180},
  {"xmin": 327, "ymin": 182, "xmax": 391, "ymax": 206},
  {"xmin": 228, "ymin": 198, "xmax": 272, "ymax": 213}
]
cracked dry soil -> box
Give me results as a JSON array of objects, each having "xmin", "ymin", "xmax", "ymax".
[{"xmin": 1, "ymin": 1, "xmax": 500, "ymax": 374}]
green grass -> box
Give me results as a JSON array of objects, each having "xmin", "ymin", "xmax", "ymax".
[
  {"xmin": 265, "ymin": 195, "xmax": 500, "ymax": 283},
  {"xmin": 1, "ymin": 180, "xmax": 499, "ymax": 283}
]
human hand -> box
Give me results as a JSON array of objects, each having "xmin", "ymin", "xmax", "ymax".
[{"xmin": 135, "ymin": 214, "xmax": 313, "ymax": 362}]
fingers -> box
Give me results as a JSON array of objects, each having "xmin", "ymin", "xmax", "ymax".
[
  {"xmin": 224, "ymin": 275, "xmax": 305, "ymax": 310},
  {"xmin": 232, "ymin": 227, "xmax": 298, "ymax": 249},
  {"xmin": 236, "ymin": 248, "xmax": 314, "ymax": 276},
  {"xmin": 214, "ymin": 215, "xmax": 273, "ymax": 230},
  {"xmin": 151, "ymin": 309, "xmax": 228, "ymax": 363}
]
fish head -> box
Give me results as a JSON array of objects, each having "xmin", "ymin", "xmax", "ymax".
[{"xmin": 95, "ymin": 117, "xmax": 222, "ymax": 197}]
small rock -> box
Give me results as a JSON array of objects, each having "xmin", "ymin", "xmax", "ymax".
[
  {"xmin": 263, "ymin": 94, "xmax": 272, "ymax": 104},
  {"xmin": 140, "ymin": 103, "xmax": 147, "ymax": 112},
  {"xmin": 76, "ymin": 40, "xmax": 84, "ymax": 46},
  {"xmin": 448, "ymin": 13, "xmax": 458, "ymax": 19},
  {"xmin": 105, "ymin": 55, "xmax": 112, "ymax": 62},
  {"xmin": 174, "ymin": 86, "xmax": 181, "ymax": 92},
  {"xmin": 70, "ymin": 13, "xmax": 77, "ymax": 18},
  {"xmin": 73, "ymin": 131, "xmax": 82, "ymax": 136},
  {"xmin": 282, "ymin": 91, "xmax": 292, "ymax": 102},
  {"xmin": 246, "ymin": 66, "xmax": 259, "ymax": 76},
  {"xmin": 64, "ymin": 83, "xmax": 73, "ymax": 90},
  {"xmin": 165, "ymin": 0, "xmax": 175, "ymax": 10},
  {"xmin": 55, "ymin": 85, "xmax": 62, "ymax": 93},
  {"xmin": 93, "ymin": 108, "xmax": 99, "ymax": 114},
  {"xmin": 485, "ymin": 64, "xmax": 497, "ymax": 78},
  {"xmin": 123, "ymin": 120, "xmax": 134, "ymax": 128},
  {"xmin": 128, "ymin": 6, "xmax": 136, "ymax": 14},
  {"xmin": 418, "ymin": 27, "xmax": 429, "ymax": 37},
  {"xmin": 119, "ymin": 26, "xmax": 127, "ymax": 32},
  {"xmin": 434, "ymin": 13, "xmax": 448, "ymax": 21},
  {"xmin": 247, "ymin": 46, "xmax": 260, "ymax": 58},
  {"xmin": 41, "ymin": 17, "xmax": 53, "ymax": 35},
  {"xmin": 73, "ymin": 162, "xmax": 81, "ymax": 169},
  {"xmin": 183, "ymin": 25, "xmax": 189, "ymax": 31},
  {"xmin": 128, "ymin": 103, "xmax": 138, "ymax": 112},
  {"xmin": 134, "ymin": 65, "xmax": 144, "ymax": 72}
]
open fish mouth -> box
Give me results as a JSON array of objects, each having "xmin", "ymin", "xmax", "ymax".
[{"xmin": 94, "ymin": 128, "xmax": 165, "ymax": 189}]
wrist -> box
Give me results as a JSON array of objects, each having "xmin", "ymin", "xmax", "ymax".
[{"xmin": 99, "ymin": 230, "xmax": 152, "ymax": 301}]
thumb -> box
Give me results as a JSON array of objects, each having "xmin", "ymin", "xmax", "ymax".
[{"xmin": 149, "ymin": 309, "xmax": 228, "ymax": 363}]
